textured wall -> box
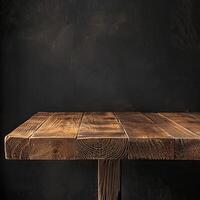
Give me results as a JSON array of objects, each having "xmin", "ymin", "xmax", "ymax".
[{"xmin": 1, "ymin": 0, "xmax": 200, "ymax": 199}]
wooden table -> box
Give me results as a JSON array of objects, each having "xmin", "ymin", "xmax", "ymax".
[{"xmin": 4, "ymin": 112, "xmax": 200, "ymax": 200}]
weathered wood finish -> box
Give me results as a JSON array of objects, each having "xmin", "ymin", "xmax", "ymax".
[
  {"xmin": 76, "ymin": 112, "xmax": 128, "ymax": 159},
  {"xmin": 29, "ymin": 112, "xmax": 83, "ymax": 160},
  {"xmin": 4, "ymin": 112, "xmax": 52, "ymax": 159},
  {"xmin": 160, "ymin": 113, "xmax": 200, "ymax": 159},
  {"xmin": 145, "ymin": 113, "xmax": 200, "ymax": 159},
  {"xmin": 4, "ymin": 112, "xmax": 200, "ymax": 160},
  {"xmin": 98, "ymin": 160, "xmax": 120, "ymax": 200},
  {"xmin": 115, "ymin": 112, "xmax": 174, "ymax": 160},
  {"xmin": 162, "ymin": 113, "xmax": 200, "ymax": 135}
]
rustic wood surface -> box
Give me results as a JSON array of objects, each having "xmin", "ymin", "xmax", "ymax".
[
  {"xmin": 115, "ymin": 112, "xmax": 174, "ymax": 160},
  {"xmin": 145, "ymin": 113, "xmax": 200, "ymax": 160},
  {"xmin": 29, "ymin": 112, "xmax": 83, "ymax": 160},
  {"xmin": 4, "ymin": 112, "xmax": 53, "ymax": 159},
  {"xmin": 4, "ymin": 112, "xmax": 200, "ymax": 160},
  {"xmin": 76, "ymin": 112, "xmax": 128, "ymax": 159}
]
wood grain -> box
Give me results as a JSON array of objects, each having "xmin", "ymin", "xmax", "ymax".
[
  {"xmin": 98, "ymin": 160, "xmax": 120, "ymax": 200},
  {"xmin": 115, "ymin": 112, "xmax": 174, "ymax": 160},
  {"xmin": 4, "ymin": 112, "xmax": 52, "ymax": 159},
  {"xmin": 76, "ymin": 112, "xmax": 128, "ymax": 159},
  {"xmin": 161, "ymin": 113, "xmax": 200, "ymax": 135},
  {"xmin": 160, "ymin": 113, "xmax": 200, "ymax": 160},
  {"xmin": 4, "ymin": 112, "xmax": 200, "ymax": 160},
  {"xmin": 29, "ymin": 112, "xmax": 83, "ymax": 160}
]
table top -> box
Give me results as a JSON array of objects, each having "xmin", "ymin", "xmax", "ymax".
[{"xmin": 4, "ymin": 112, "xmax": 200, "ymax": 160}]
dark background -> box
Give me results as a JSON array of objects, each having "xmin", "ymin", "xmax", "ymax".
[{"xmin": 1, "ymin": 0, "xmax": 200, "ymax": 199}]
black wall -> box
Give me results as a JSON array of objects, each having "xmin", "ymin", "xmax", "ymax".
[{"xmin": 1, "ymin": 0, "xmax": 200, "ymax": 199}]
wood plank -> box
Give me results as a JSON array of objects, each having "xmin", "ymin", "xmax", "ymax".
[
  {"xmin": 146, "ymin": 113, "xmax": 200, "ymax": 160},
  {"xmin": 145, "ymin": 113, "xmax": 198, "ymax": 138},
  {"xmin": 161, "ymin": 113, "xmax": 200, "ymax": 135},
  {"xmin": 4, "ymin": 112, "xmax": 52, "ymax": 159},
  {"xmin": 115, "ymin": 112, "xmax": 174, "ymax": 160},
  {"xmin": 76, "ymin": 112, "xmax": 128, "ymax": 159},
  {"xmin": 98, "ymin": 160, "xmax": 120, "ymax": 200},
  {"xmin": 29, "ymin": 112, "xmax": 83, "ymax": 160}
]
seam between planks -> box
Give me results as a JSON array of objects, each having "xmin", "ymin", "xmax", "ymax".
[
  {"xmin": 26, "ymin": 112, "xmax": 55, "ymax": 159},
  {"xmin": 76, "ymin": 112, "xmax": 85, "ymax": 139},
  {"xmin": 114, "ymin": 112, "xmax": 130, "ymax": 160},
  {"xmin": 159, "ymin": 113, "xmax": 200, "ymax": 138},
  {"xmin": 143, "ymin": 113, "xmax": 176, "ymax": 139},
  {"xmin": 28, "ymin": 112, "xmax": 55, "ymax": 139},
  {"xmin": 4, "ymin": 112, "xmax": 54, "ymax": 159},
  {"xmin": 113, "ymin": 112, "xmax": 129, "ymax": 139},
  {"xmin": 144, "ymin": 113, "xmax": 176, "ymax": 160}
]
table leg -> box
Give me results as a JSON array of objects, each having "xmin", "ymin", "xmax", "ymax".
[{"xmin": 98, "ymin": 160, "xmax": 121, "ymax": 200}]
